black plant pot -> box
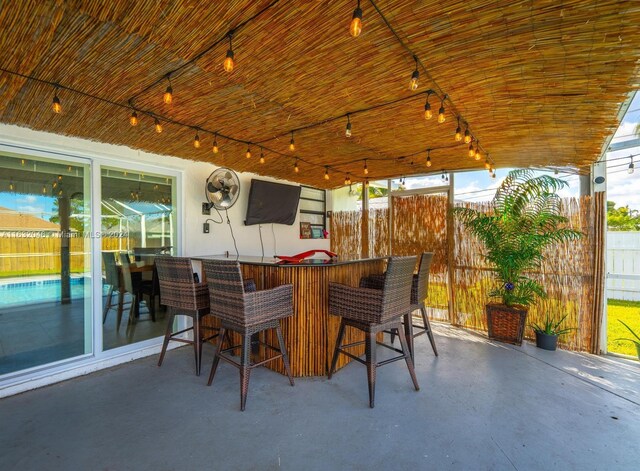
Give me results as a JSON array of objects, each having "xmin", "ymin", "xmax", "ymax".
[{"xmin": 535, "ymin": 332, "xmax": 558, "ymax": 351}]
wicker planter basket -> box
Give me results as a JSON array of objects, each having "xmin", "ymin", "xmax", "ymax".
[{"xmin": 486, "ymin": 303, "xmax": 528, "ymax": 346}]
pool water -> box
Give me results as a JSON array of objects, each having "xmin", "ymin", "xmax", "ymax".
[{"xmin": 0, "ymin": 278, "xmax": 96, "ymax": 308}]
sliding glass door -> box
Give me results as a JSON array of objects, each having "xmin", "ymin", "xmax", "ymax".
[
  {"xmin": 101, "ymin": 167, "xmax": 176, "ymax": 350},
  {"xmin": 0, "ymin": 153, "xmax": 91, "ymax": 375}
]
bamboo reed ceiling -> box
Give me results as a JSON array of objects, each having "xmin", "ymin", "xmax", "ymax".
[{"xmin": 0, "ymin": 0, "xmax": 639, "ymax": 189}]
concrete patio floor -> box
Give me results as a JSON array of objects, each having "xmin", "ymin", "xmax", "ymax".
[{"xmin": 0, "ymin": 324, "xmax": 638, "ymax": 470}]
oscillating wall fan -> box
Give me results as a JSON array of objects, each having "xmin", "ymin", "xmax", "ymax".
[{"xmin": 205, "ymin": 168, "xmax": 240, "ymax": 210}]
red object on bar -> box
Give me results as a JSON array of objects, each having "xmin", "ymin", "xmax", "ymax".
[{"xmin": 275, "ymin": 249, "xmax": 337, "ymax": 263}]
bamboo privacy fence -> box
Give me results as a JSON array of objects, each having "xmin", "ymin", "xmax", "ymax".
[{"xmin": 331, "ymin": 194, "xmax": 599, "ymax": 352}]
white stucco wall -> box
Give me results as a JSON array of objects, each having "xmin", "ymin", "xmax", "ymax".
[{"xmin": 0, "ymin": 123, "xmax": 330, "ymax": 257}]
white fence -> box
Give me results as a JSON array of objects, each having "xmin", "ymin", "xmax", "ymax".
[{"xmin": 607, "ymin": 231, "xmax": 640, "ymax": 301}]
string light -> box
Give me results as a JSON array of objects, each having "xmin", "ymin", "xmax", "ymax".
[
  {"xmin": 474, "ymin": 141, "xmax": 482, "ymax": 161},
  {"xmin": 409, "ymin": 56, "xmax": 419, "ymax": 91},
  {"xmin": 245, "ymin": 145, "xmax": 251, "ymax": 159},
  {"xmin": 345, "ymin": 114, "xmax": 352, "ymax": 138},
  {"xmin": 224, "ymin": 33, "xmax": 235, "ymax": 73},
  {"xmin": 468, "ymin": 142, "xmax": 475, "ymax": 158},
  {"xmin": 464, "ymin": 126, "xmax": 471, "ymax": 144},
  {"xmin": 438, "ymin": 95, "xmax": 447, "ymax": 123},
  {"xmin": 455, "ymin": 118, "xmax": 462, "ymax": 141},
  {"xmin": 289, "ymin": 132, "xmax": 295, "ymax": 151},
  {"xmin": 344, "ymin": 173, "xmax": 351, "ymax": 185},
  {"xmin": 259, "ymin": 148, "xmax": 265, "ymax": 164},
  {"xmin": 21, "ymin": 159, "xmax": 25, "ymax": 166},
  {"xmin": 294, "ymin": 160, "xmax": 299, "ymax": 173},
  {"xmin": 484, "ymin": 159, "xmax": 491, "ymax": 170},
  {"xmin": 426, "ymin": 149, "xmax": 432, "ymax": 167},
  {"xmin": 441, "ymin": 171, "xmax": 448, "ymax": 182},
  {"xmin": 350, "ymin": 0, "xmax": 363, "ymax": 37},
  {"xmin": 52, "ymin": 88, "xmax": 61, "ymax": 114},
  {"xmin": 491, "ymin": 169, "xmax": 497, "ymax": 179},
  {"xmin": 154, "ymin": 118, "xmax": 163, "ymax": 133},
  {"xmin": 212, "ymin": 134, "xmax": 219, "ymax": 153},
  {"xmin": 9, "ymin": 178, "xmax": 14, "ymax": 191},
  {"xmin": 193, "ymin": 132, "xmax": 201, "ymax": 149},
  {"xmin": 629, "ymin": 156, "xmax": 635, "ymax": 174},
  {"xmin": 163, "ymin": 77, "xmax": 173, "ymax": 105},
  {"xmin": 129, "ymin": 110, "xmax": 139, "ymax": 127},
  {"xmin": 424, "ymin": 91, "xmax": 433, "ymax": 120},
  {"xmin": 363, "ymin": 160, "xmax": 369, "ymax": 175},
  {"xmin": 324, "ymin": 166, "xmax": 330, "ymax": 180}
]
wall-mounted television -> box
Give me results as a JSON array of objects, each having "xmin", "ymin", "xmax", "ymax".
[{"xmin": 244, "ymin": 179, "xmax": 301, "ymax": 226}]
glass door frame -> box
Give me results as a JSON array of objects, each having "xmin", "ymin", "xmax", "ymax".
[{"xmin": 0, "ymin": 140, "xmax": 183, "ymax": 392}]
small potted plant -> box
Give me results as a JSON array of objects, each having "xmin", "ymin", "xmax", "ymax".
[
  {"xmin": 454, "ymin": 169, "xmax": 582, "ymax": 345},
  {"xmin": 616, "ymin": 320, "xmax": 640, "ymax": 360},
  {"xmin": 530, "ymin": 314, "xmax": 573, "ymax": 351}
]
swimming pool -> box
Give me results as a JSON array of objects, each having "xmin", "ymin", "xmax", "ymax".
[{"xmin": 0, "ymin": 278, "xmax": 95, "ymax": 308}]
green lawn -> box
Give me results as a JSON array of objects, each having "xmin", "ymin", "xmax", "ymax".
[{"xmin": 607, "ymin": 299, "xmax": 640, "ymax": 358}]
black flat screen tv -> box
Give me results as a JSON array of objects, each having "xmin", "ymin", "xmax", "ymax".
[{"xmin": 245, "ymin": 179, "xmax": 301, "ymax": 226}]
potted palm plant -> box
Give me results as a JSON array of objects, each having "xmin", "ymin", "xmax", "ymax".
[
  {"xmin": 530, "ymin": 314, "xmax": 574, "ymax": 351},
  {"xmin": 454, "ymin": 169, "xmax": 582, "ymax": 345}
]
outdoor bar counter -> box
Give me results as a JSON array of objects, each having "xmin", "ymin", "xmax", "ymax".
[{"xmin": 192, "ymin": 254, "xmax": 387, "ymax": 377}]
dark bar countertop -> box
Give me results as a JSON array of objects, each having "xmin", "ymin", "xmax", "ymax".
[{"xmin": 191, "ymin": 254, "xmax": 387, "ymax": 267}]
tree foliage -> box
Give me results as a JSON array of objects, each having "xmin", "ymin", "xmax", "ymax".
[
  {"xmin": 607, "ymin": 201, "xmax": 640, "ymax": 231},
  {"xmin": 454, "ymin": 169, "xmax": 583, "ymax": 307}
]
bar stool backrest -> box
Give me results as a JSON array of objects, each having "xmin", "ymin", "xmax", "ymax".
[
  {"xmin": 412, "ymin": 252, "xmax": 434, "ymax": 306},
  {"xmin": 156, "ymin": 256, "xmax": 208, "ymax": 311},
  {"xmin": 380, "ymin": 256, "xmax": 417, "ymax": 323},
  {"xmin": 202, "ymin": 259, "xmax": 247, "ymax": 323}
]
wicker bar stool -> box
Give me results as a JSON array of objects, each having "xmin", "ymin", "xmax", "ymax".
[
  {"xmin": 202, "ymin": 259, "xmax": 294, "ymax": 411},
  {"xmin": 328, "ymin": 256, "xmax": 419, "ymax": 408},
  {"xmin": 359, "ymin": 252, "xmax": 437, "ymax": 360},
  {"xmin": 155, "ymin": 256, "xmax": 217, "ymax": 376}
]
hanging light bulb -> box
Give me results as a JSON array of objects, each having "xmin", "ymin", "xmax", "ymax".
[
  {"xmin": 259, "ymin": 148, "xmax": 265, "ymax": 164},
  {"xmin": 324, "ymin": 166, "xmax": 330, "ymax": 180},
  {"xmin": 363, "ymin": 160, "xmax": 369, "ymax": 175},
  {"xmin": 9, "ymin": 178, "xmax": 14, "ymax": 191},
  {"xmin": 294, "ymin": 160, "xmax": 299, "ymax": 173},
  {"xmin": 224, "ymin": 33, "xmax": 235, "ymax": 73},
  {"xmin": 468, "ymin": 142, "xmax": 475, "ymax": 158},
  {"xmin": 426, "ymin": 149, "xmax": 432, "ymax": 167},
  {"xmin": 289, "ymin": 132, "xmax": 295, "ymax": 151},
  {"xmin": 52, "ymin": 89, "xmax": 62, "ymax": 114},
  {"xmin": 163, "ymin": 80, "xmax": 173, "ymax": 105},
  {"xmin": 474, "ymin": 141, "xmax": 481, "ymax": 161},
  {"xmin": 129, "ymin": 110, "xmax": 139, "ymax": 127},
  {"xmin": 409, "ymin": 56, "xmax": 419, "ymax": 91},
  {"xmin": 438, "ymin": 95, "xmax": 447, "ymax": 123},
  {"xmin": 154, "ymin": 118, "xmax": 163, "ymax": 133},
  {"xmin": 628, "ymin": 156, "xmax": 635, "ymax": 174},
  {"xmin": 491, "ymin": 169, "xmax": 497, "ymax": 179},
  {"xmin": 245, "ymin": 145, "xmax": 251, "ymax": 159},
  {"xmin": 193, "ymin": 132, "xmax": 201, "ymax": 149},
  {"xmin": 455, "ymin": 118, "xmax": 462, "ymax": 141},
  {"xmin": 441, "ymin": 171, "xmax": 447, "ymax": 182},
  {"xmin": 350, "ymin": 0, "xmax": 363, "ymax": 37},
  {"xmin": 464, "ymin": 127, "xmax": 471, "ymax": 144},
  {"xmin": 484, "ymin": 159, "xmax": 491, "ymax": 170},
  {"xmin": 424, "ymin": 92, "xmax": 433, "ymax": 120},
  {"xmin": 212, "ymin": 134, "xmax": 219, "ymax": 154},
  {"xmin": 21, "ymin": 159, "xmax": 25, "ymax": 166},
  {"xmin": 344, "ymin": 174, "xmax": 349, "ymax": 185},
  {"xmin": 345, "ymin": 114, "xmax": 352, "ymax": 138}
]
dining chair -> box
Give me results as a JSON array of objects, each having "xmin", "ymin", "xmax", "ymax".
[
  {"xmin": 102, "ymin": 251, "xmax": 123, "ymax": 325},
  {"xmin": 120, "ymin": 253, "xmax": 156, "ymax": 332},
  {"xmin": 329, "ymin": 256, "xmax": 419, "ymax": 408},
  {"xmin": 202, "ymin": 259, "xmax": 294, "ymax": 411}
]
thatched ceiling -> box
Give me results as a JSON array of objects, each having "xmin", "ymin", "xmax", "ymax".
[{"xmin": 0, "ymin": 0, "xmax": 638, "ymax": 189}]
